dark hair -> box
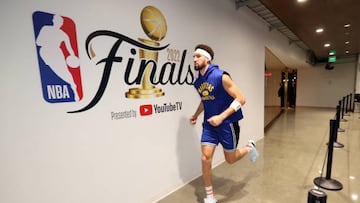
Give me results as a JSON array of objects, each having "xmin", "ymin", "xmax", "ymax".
[{"xmin": 195, "ymin": 44, "xmax": 214, "ymax": 60}]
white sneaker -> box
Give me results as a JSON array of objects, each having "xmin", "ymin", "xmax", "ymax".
[
  {"xmin": 248, "ymin": 140, "xmax": 259, "ymax": 162},
  {"xmin": 204, "ymin": 196, "xmax": 217, "ymax": 203}
]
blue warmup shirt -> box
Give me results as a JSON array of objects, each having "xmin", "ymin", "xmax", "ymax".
[{"xmin": 193, "ymin": 64, "xmax": 243, "ymax": 127}]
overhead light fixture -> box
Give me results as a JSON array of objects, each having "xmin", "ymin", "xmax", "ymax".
[
  {"xmin": 344, "ymin": 23, "xmax": 351, "ymax": 28},
  {"xmin": 345, "ymin": 41, "xmax": 350, "ymax": 44},
  {"xmin": 345, "ymin": 50, "xmax": 349, "ymax": 54},
  {"xmin": 316, "ymin": 28, "xmax": 324, "ymax": 33},
  {"xmin": 297, "ymin": 0, "xmax": 307, "ymax": 2},
  {"xmin": 324, "ymin": 43, "xmax": 330, "ymax": 47}
]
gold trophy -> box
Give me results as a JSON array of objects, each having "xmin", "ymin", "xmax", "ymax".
[{"xmin": 125, "ymin": 6, "xmax": 167, "ymax": 98}]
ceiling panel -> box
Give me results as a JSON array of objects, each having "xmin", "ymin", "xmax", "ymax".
[
  {"xmin": 236, "ymin": 0, "xmax": 360, "ymax": 64},
  {"xmin": 259, "ymin": 0, "xmax": 360, "ymax": 61}
]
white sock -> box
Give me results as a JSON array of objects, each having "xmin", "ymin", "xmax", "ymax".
[{"xmin": 205, "ymin": 186, "xmax": 214, "ymax": 198}]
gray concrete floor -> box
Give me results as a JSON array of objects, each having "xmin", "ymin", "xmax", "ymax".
[{"xmin": 157, "ymin": 107, "xmax": 360, "ymax": 203}]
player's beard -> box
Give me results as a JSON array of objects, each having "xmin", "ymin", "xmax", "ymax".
[{"xmin": 194, "ymin": 62, "xmax": 206, "ymax": 71}]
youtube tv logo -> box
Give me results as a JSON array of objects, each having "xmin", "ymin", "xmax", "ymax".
[{"xmin": 139, "ymin": 104, "xmax": 153, "ymax": 116}]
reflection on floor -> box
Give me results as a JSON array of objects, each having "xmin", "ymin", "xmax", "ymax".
[{"xmin": 157, "ymin": 108, "xmax": 360, "ymax": 203}]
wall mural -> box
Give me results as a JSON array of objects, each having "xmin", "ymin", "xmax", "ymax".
[{"xmin": 32, "ymin": 6, "xmax": 194, "ymax": 117}]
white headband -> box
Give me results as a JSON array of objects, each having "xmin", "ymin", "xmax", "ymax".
[{"xmin": 194, "ymin": 48, "xmax": 212, "ymax": 61}]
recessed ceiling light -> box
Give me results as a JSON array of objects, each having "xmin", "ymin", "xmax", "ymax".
[
  {"xmin": 324, "ymin": 43, "xmax": 330, "ymax": 47},
  {"xmin": 344, "ymin": 24, "xmax": 351, "ymax": 28},
  {"xmin": 297, "ymin": 0, "xmax": 307, "ymax": 2},
  {"xmin": 345, "ymin": 41, "xmax": 350, "ymax": 44},
  {"xmin": 345, "ymin": 50, "xmax": 349, "ymax": 54},
  {"xmin": 316, "ymin": 28, "xmax": 324, "ymax": 33}
]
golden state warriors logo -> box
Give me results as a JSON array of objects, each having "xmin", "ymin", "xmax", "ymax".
[
  {"xmin": 202, "ymin": 90, "xmax": 209, "ymax": 96},
  {"xmin": 198, "ymin": 82, "xmax": 215, "ymax": 100}
]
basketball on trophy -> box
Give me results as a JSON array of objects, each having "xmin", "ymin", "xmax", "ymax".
[
  {"xmin": 140, "ymin": 5, "xmax": 167, "ymax": 41},
  {"xmin": 66, "ymin": 55, "xmax": 80, "ymax": 68}
]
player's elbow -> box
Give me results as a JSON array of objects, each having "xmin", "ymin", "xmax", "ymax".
[{"xmin": 237, "ymin": 97, "xmax": 245, "ymax": 106}]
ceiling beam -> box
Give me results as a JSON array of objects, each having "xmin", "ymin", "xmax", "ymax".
[{"xmin": 235, "ymin": 0, "xmax": 257, "ymax": 10}]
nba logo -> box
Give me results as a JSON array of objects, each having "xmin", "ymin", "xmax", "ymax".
[{"xmin": 32, "ymin": 11, "xmax": 83, "ymax": 103}]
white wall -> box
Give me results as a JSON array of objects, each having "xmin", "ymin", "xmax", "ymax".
[
  {"xmin": 0, "ymin": 0, "xmax": 308, "ymax": 202},
  {"xmin": 297, "ymin": 61, "xmax": 357, "ymax": 108}
]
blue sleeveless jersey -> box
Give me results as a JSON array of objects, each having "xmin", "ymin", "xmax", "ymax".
[{"xmin": 193, "ymin": 64, "xmax": 243, "ymax": 125}]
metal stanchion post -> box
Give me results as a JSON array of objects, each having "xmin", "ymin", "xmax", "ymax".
[
  {"xmin": 345, "ymin": 94, "xmax": 350, "ymax": 115},
  {"xmin": 332, "ymin": 106, "xmax": 344, "ymax": 148},
  {"xmin": 341, "ymin": 97, "xmax": 347, "ymax": 122},
  {"xmin": 337, "ymin": 102, "xmax": 345, "ymax": 132},
  {"xmin": 314, "ymin": 119, "xmax": 343, "ymax": 191},
  {"xmin": 349, "ymin": 93, "xmax": 354, "ymax": 112}
]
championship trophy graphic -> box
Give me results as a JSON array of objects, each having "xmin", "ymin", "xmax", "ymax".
[{"xmin": 125, "ymin": 6, "xmax": 167, "ymax": 98}]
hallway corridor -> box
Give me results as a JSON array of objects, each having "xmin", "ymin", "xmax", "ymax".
[{"xmin": 158, "ymin": 108, "xmax": 360, "ymax": 203}]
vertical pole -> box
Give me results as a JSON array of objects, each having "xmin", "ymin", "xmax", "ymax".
[
  {"xmin": 313, "ymin": 119, "xmax": 343, "ymax": 190},
  {"xmin": 345, "ymin": 95, "xmax": 349, "ymax": 114},
  {"xmin": 284, "ymin": 69, "xmax": 288, "ymax": 109},
  {"xmin": 336, "ymin": 102, "xmax": 345, "ymax": 132},
  {"xmin": 332, "ymin": 108, "xmax": 344, "ymax": 148},
  {"xmin": 341, "ymin": 97, "xmax": 345, "ymax": 120},
  {"xmin": 313, "ymin": 119, "xmax": 343, "ymax": 191},
  {"xmin": 325, "ymin": 120, "xmax": 336, "ymax": 179},
  {"xmin": 336, "ymin": 105, "xmax": 340, "ymax": 131}
]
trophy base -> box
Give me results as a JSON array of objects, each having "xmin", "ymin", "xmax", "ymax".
[{"xmin": 125, "ymin": 86, "xmax": 165, "ymax": 98}]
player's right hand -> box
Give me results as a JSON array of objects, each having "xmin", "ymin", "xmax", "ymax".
[{"xmin": 189, "ymin": 115, "xmax": 197, "ymax": 125}]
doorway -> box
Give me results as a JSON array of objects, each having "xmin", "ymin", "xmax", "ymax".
[{"xmin": 280, "ymin": 68, "xmax": 297, "ymax": 109}]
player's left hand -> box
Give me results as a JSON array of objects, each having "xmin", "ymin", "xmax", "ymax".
[{"xmin": 207, "ymin": 115, "xmax": 224, "ymax": 127}]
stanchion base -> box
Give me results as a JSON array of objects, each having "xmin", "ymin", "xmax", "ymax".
[
  {"xmin": 307, "ymin": 189, "xmax": 327, "ymax": 203},
  {"xmin": 333, "ymin": 142, "xmax": 344, "ymax": 148},
  {"xmin": 338, "ymin": 128, "xmax": 345, "ymax": 132},
  {"xmin": 314, "ymin": 177, "xmax": 343, "ymax": 191},
  {"xmin": 326, "ymin": 142, "xmax": 344, "ymax": 148}
]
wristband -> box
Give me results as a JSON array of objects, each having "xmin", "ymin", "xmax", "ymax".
[{"xmin": 230, "ymin": 100, "xmax": 242, "ymax": 112}]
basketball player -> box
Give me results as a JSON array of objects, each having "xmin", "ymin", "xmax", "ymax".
[{"xmin": 190, "ymin": 44, "xmax": 259, "ymax": 203}]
